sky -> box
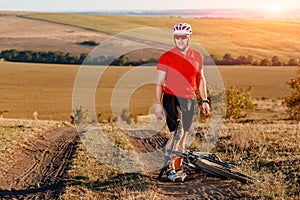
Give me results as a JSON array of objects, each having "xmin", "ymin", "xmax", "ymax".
[{"xmin": 1, "ymin": 0, "xmax": 300, "ymax": 12}]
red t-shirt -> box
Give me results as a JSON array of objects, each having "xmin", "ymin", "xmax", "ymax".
[{"xmin": 157, "ymin": 47, "xmax": 203, "ymax": 98}]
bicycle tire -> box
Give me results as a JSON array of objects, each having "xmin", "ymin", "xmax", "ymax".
[{"xmin": 196, "ymin": 157, "xmax": 259, "ymax": 184}]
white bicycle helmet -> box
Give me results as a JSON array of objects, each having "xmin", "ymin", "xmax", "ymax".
[{"xmin": 173, "ymin": 23, "xmax": 192, "ymax": 35}]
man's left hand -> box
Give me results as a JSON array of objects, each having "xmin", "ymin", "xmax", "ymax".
[{"xmin": 202, "ymin": 102, "xmax": 210, "ymax": 115}]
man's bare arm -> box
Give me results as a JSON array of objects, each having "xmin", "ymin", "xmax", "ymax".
[
  {"xmin": 155, "ymin": 70, "xmax": 166, "ymax": 119},
  {"xmin": 198, "ymin": 68, "xmax": 210, "ymax": 115}
]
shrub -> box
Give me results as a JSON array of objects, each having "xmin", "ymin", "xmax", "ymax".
[
  {"xmin": 285, "ymin": 68, "xmax": 300, "ymax": 120},
  {"xmin": 225, "ymin": 85, "xmax": 255, "ymax": 119},
  {"xmin": 71, "ymin": 106, "xmax": 92, "ymax": 124},
  {"xmin": 198, "ymin": 85, "xmax": 255, "ymax": 120},
  {"xmin": 121, "ymin": 108, "xmax": 132, "ymax": 124},
  {"xmin": 79, "ymin": 40, "xmax": 99, "ymax": 46}
]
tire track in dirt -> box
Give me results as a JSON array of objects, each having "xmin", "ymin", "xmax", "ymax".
[
  {"xmin": 0, "ymin": 126, "xmax": 79, "ymax": 199},
  {"xmin": 123, "ymin": 129, "xmax": 248, "ymax": 199}
]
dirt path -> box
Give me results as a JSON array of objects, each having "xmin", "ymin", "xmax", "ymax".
[
  {"xmin": 0, "ymin": 126, "xmax": 78, "ymax": 199},
  {"xmin": 154, "ymin": 174, "xmax": 247, "ymax": 199}
]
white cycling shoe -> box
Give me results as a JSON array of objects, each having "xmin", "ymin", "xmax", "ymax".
[{"xmin": 167, "ymin": 170, "xmax": 187, "ymax": 182}]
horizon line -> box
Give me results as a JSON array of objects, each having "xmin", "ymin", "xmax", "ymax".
[{"xmin": 1, "ymin": 7, "xmax": 300, "ymax": 12}]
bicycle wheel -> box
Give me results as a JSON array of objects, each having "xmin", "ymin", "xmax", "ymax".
[{"xmin": 196, "ymin": 157, "xmax": 260, "ymax": 184}]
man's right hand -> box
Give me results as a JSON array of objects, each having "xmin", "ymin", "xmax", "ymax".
[{"xmin": 155, "ymin": 104, "xmax": 164, "ymax": 120}]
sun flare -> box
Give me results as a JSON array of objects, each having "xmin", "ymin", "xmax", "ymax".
[{"xmin": 267, "ymin": 5, "xmax": 281, "ymax": 13}]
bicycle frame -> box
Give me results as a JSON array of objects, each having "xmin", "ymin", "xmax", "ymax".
[{"xmin": 171, "ymin": 149, "xmax": 260, "ymax": 183}]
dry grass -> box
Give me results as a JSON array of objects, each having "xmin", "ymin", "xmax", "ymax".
[
  {"xmin": 62, "ymin": 144, "xmax": 161, "ymax": 200},
  {"xmin": 0, "ymin": 62, "xmax": 79, "ymax": 120},
  {"xmin": 23, "ymin": 13, "xmax": 300, "ymax": 60},
  {"xmin": 211, "ymin": 121, "xmax": 300, "ymax": 199},
  {"xmin": 216, "ymin": 66, "xmax": 298, "ymax": 99},
  {"xmin": 0, "ymin": 62, "xmax": 297, "ymax": 121}
]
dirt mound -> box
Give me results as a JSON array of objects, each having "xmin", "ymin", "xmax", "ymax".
[{"xmin": 0, "ymin": 126, "xmax": 78, "ymax": 199}]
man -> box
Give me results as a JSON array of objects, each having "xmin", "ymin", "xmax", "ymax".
[{"xmin": 155, "ymin": 22, "xmax": 210, "ymax": 182}]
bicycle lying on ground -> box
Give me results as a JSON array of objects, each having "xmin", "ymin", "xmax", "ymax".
[
  {"xmin": 157, "ymin": 107, "xmax": 260, "ymax": 184},
  {"xmin": 158, "ymin": 149, "xmax": 260, "ymax": 183}
]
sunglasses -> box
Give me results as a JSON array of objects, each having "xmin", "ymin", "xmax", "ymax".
[{"xmin": 174, "ymin": 35, "xmax": 189, "ymax": 40}]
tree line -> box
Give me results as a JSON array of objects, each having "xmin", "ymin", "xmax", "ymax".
[
  {"xmin": 0, "ymin": 49, "xmax": 155, "ymax": 66},
  {"xmin": 0, "ymin": 49, "xmax": 299, "ymax": 66},
  {"xmin": 0, "ymin": 49, "xmax": 86, "ymax": 65},
  {"xmin": 204, "ymin": 53, "xmax": 300, "ymax": 66}
]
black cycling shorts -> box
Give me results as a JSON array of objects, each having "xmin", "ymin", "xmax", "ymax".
[{"xmin": 162, "ymin": 93, "xmax": 195, "ymax": 132}]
